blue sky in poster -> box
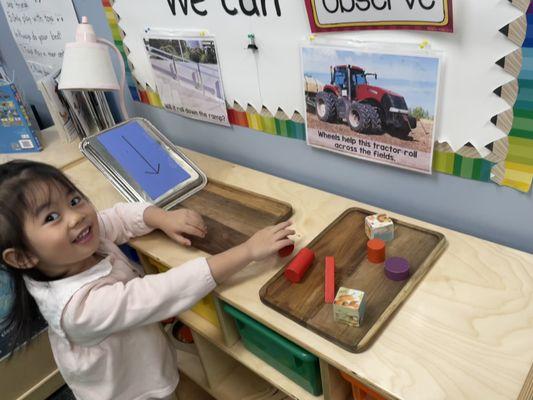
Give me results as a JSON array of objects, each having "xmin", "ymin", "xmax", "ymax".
[
  {"xmin": 302, "ymin": 47, "xmax": 440, "ymax": 116},
  {"xmin": 97, "ymin": 121, "xmax": 190, "ymax": 199}
]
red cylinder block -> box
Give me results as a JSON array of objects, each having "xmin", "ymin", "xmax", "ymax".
[
  {"xmin": 278, "ymin": 244, "xmax": 295, "ymax": 258},
  {"xmin": 284, "ymin": 247, "xmax": 315, "ymax": 283}
]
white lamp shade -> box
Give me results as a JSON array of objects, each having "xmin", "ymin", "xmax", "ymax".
[
  {"xmin": 58, "ymin": 42, "xmax": 119, "ymax": 91},
  {"xmin": 58, "ymin": 16, "xmax": 129, "ymax": 120}
]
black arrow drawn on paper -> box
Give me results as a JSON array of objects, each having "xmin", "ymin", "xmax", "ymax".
[{"xmin": 121, "ymin": 135, "xmax": 160, "ymax": 175}]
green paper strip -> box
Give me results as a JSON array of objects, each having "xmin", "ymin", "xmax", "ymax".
[
  {"xmin": 459, "ymin": 157, "xmax": 474, "ymax": 178},
  {"xmin": 433, "ymin": 151, "xmax": 455, "ymax": 174},
  {"xmin": 261, "ymin": 116, "xmax": 276, "ymax": 135},
  {"xmin": 289, "ymin": 121, "xmax": 306, "ymax": 140},
  {"xmin": 512, "ymin": 117, "xmax": 533, "ymax": 132},
  {"xmin": 275, "ymin": 119, "xmax": 289, "ymax": 137}
]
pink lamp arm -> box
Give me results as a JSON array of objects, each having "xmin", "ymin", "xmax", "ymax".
[{"xmin": 96, "ymin": 37, "xmax": 129, "ymax": 120}]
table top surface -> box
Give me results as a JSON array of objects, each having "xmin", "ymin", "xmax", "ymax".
[
  {"xmin": 0, "ymin": 127, "xmax": 81, "ymax": 169},
  {"xmin": 60, "ymin": 147, "xmax": 533, "ymax": 400}
]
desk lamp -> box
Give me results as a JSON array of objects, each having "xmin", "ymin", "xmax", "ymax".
[{"xmin": 58, "ymin": 16, "xmax": 129, "ymax": 120}]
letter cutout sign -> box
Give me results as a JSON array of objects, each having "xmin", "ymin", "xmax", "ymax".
[{"xmin": 304, "ymin": 0, "xmax": 453, "ymax": 33}]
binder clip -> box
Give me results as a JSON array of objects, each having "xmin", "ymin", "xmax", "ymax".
[
  {"xmin": 247, "ymin": 33, "xmax": 258, "ymax": 51},
  {"xmin": 419, "ymin": 40, "xmax": 430, "ymax": 49}
]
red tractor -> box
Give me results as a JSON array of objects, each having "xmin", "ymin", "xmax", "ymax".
[{"xmin": 314, "ymin": 65, "xmax": 416, "ymax": 137}]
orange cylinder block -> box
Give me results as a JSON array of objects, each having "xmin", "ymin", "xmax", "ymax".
[{"xmin": 367, "ymin": 239, "xmax": 386, "ymax": 264}]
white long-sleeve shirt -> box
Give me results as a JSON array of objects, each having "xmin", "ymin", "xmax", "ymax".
[{"xmin": 24, "ymin": 203, "xmax": 216, "ymax": 400}]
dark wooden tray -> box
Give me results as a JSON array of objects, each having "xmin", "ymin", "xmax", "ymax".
[
  {"xmin": 176, "ymin": 179, "xmax": 293, "ymax": 254},
  {"xmin": 259, "ymin": 207, "xmax": 447, "ymax": 352}
]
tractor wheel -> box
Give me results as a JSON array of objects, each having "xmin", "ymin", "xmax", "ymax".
[
  {"xmin": 393, "ymin": 117, "xmax": 415, "ymax": 138},
  {"xmin": 365, "ymin": 105, "xmax": 383, "ymax": 133},
  {"xmin": 316, "ymin": 92, "xmax": 337, "ymax": 122},
  {"xmin": 394, "ymin": 125, "xmax": 412, "ymax": 138},
  {"xmin": 347, "ymin": 102, "xmax": 371, "ymax": 133}
]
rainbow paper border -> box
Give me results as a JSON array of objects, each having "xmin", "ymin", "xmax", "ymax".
[{"xmin": 499, "ymin": 3, "xmax": 533, "ymax": 191}]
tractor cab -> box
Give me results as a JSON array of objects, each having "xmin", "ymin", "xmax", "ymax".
[{"xmin": 330, "ymin": 65, "xmax": 375, "ymax": 101}]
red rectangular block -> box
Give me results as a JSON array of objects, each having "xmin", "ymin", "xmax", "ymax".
[{"xmin": 325, "ymin": 256, "xmax": 335, "ymax": 304}]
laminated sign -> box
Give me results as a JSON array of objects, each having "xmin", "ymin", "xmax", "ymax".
[{"xmin": 304, "ymin": 0, "xmax": 453, "ymax": 32}]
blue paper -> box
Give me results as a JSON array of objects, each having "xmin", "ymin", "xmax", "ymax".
[{"xmin": 97, "ymin": 121, "xmax": 191, "ymax": 199}]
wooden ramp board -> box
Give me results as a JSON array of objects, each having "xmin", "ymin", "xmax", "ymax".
[
  {"xmin": 259, "ymin": 208, "xmax": 447, "ymax": 353},
  {"xmin": 175, "ymin": 179, "xmax": 293, "ymax": 254}
]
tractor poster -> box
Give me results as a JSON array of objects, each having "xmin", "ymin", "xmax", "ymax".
[
  {"xmin": 145, "ymin": 34, "xmax": 229, "ymax": 127},
  {"xmin": 302, "ymin": 44, "xmax": 441, "ymax": 174}
]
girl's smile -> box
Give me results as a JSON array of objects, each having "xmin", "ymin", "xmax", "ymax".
[{"xmin": 72, "ymin": 225, "xmax": 94, "ymax": 244}]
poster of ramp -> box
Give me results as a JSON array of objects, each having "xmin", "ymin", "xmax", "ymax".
[
  {"xmin": 146, "ymin": 34, "xmax": 229, "ymax": 127},
  {"xmin": 302, "ymin": 44, "xmax": 441, "ymax": 174}
]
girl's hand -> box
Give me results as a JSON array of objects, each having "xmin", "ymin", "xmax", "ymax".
[
  {"xmin": 145, "ymin": 207, "xmax": 207, "ymax": 246},
  {"xmin": 244, "ymin": 221, "xmax": 295, "ymax": 262},
  {"xmin": 161, "ymin": 209, "xmax": 207, "ymax": 246}
]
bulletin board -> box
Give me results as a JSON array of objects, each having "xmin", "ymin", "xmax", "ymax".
[{"xmin": 100, "ymin": 0, "xmax": 533, "ymax": 192}]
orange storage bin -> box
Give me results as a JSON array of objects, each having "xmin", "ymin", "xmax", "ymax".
[{"xmin": 340, "ymin": 370, "xmax": 387, "ymax": 400}]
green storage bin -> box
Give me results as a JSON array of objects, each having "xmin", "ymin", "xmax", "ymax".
[{"xmin": 223, "ymin": 303, "xmax": 322, "ymax": 395}]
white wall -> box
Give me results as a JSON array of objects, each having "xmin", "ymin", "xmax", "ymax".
[{"xmin": 0, "ymin": 1, "xmax": 531, "ymax": 254}]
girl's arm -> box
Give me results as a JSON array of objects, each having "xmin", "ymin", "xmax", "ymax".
[
  {"xmin": 207, "ymin": 221, "xmax": 294, "ymax": 284},
  {"xmin": 98, "ymin": 203, "xmax": 205, "ymax": 245},
  {"xmin": 62, "ymin": 257, "xmax": 216, "ymax": 344},
  {"xmin": 97, "ymin": 202, "xmax": 154, "ymax": 244},
  {"xmin": 62, "ymin": 221, "xmax": 294, "ymax": 344}
]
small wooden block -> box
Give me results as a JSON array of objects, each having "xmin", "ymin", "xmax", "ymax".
[
  {"xmin": 367, "ymin": 238, "xmax": 386, "ymax": 263},
  {"xmin": 333, "ymin": 287, "xmax": 366, "ymax": 327},
  {"xmin": 385, "ymin": 257, "xmax": 410, "ymax": 281},
  {"xmin": 365, "ymin": 213, "xmax": 394, "ymax": 241},
  {"xmin": 325, "ymin": 256, "xmax": 335, "ymax": 304}
]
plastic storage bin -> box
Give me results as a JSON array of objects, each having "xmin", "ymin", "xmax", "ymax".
[
  {"xmin": 144, "ymin": 256, "xmax": 220, "ymax": 327},
  {"xmin": 222, "ymin": 303, "xmax": 322, "ymax": 395},
  {"xmin": 340, "ymin": 370, "xmax": 387, "ymax": 400}
]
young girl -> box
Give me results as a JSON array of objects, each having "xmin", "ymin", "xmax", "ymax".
[{"xmin": 0, "ymin": 160, "xmax": 294, "ymax": 400}]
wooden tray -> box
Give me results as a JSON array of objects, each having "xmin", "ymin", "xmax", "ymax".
[
  {"xmin": 259, "ymin": 208, "xmax": 447, "ymax": 352},
  {"xmin": 175, "ymin": 179, "xmax": 293, "ymax": 254},
  {"xmin": 518, "ymin": 363, "xmax": 533, "ymax": 400}
]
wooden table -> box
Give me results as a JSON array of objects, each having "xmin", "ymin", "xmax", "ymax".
[{"xmin": 63, "ymin": 148, "xmax": 533, "ymax": 400}]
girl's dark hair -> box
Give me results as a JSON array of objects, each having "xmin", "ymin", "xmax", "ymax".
[{"xmin": 0, "ymin": 160, "xmax": 84, "ymax": 356}]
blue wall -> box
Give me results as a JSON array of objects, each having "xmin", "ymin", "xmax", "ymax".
[{"xmin": 1, "ymin": 1, "xmax": 532, "ymax": 254}]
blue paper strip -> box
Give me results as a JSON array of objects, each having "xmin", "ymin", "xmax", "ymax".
[{"xmin": 97, "ymin": 121, "xmax": 191, "ymax": 199}]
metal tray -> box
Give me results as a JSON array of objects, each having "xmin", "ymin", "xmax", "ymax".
[{"xmin": 80, "ymin": 118, "xmax": 207, "ymax": 209}]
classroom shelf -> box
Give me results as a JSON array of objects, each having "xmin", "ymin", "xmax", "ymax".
[
  {"xmin": 211, "ymin": 364, "xmax": 275, "ymax": 400},
  {"xmin": 176, "ymin": 374, "xmax": 215, "ymax": 400},
  {"xmin": 175, "ymin": 349, "xmax": 209, "ymax": 392},
  {"xmin": 179, "ymin": 309, "xmax": 325, "ymax": 400}
]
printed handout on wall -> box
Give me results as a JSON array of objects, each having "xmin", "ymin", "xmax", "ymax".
[
  {"xmin": 302, "ymin": 45, "xmax": 441, "ymax": 174},
  {"xmin": 145, "ymin": 35, "xmax": 229, "ymax": 127},
  {"xmin": 0, "ymin": 0, "xmax": 79, "ymax": 81}
]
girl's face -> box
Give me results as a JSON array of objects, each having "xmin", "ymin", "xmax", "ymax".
[{"xmin": 22, "ymin": 182, "xmax": 100, "ymax": 278}]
